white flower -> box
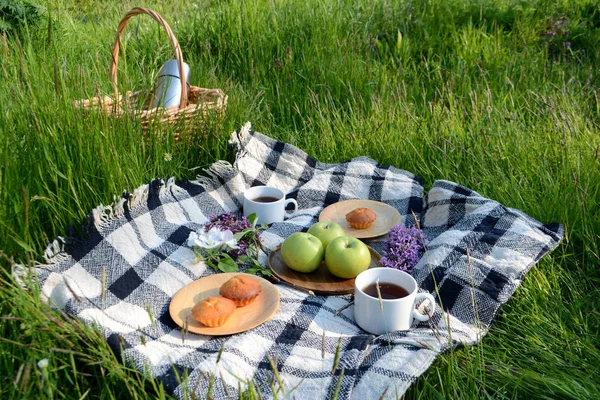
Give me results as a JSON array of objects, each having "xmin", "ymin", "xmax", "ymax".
[
  {"xmin": 187, "ymin": 231, "xmax": 199, "ymax": 247},
  {"xmin": 223, "ymin": 234, "xmax": 240, "ymax": 250},
  {"xmin": 189, "ymin": 227, "xmax": 239, "ymax": 250},
  {"xmin": 37, "ymin": 358, "xmax": 49, "ymax": 369}
]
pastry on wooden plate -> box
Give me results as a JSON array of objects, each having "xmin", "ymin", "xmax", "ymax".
[
  {"xmin": 191, "ymin": 296, "xmax": 236, "ymax": 327},
  {"xmin": 220, "ymin": 275, "xmax": 262, "ymax": 307},
  {"xmin": 345, "ymin": 207, "xmax": 377, "ymax": 229}
]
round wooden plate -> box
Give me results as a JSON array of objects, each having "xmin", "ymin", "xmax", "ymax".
[
  {"xmin": 319, "ymin": 199, "xmax": 402, "ymax": 239},
  {"xmin": 169, "ymin": 273, "xmax": 279, "ymax": 336},
  {"xmin": 267, "ymin": 245, "xmax": 382, "ymax": 295}
]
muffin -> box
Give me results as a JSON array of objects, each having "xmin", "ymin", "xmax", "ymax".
[
  {"xmin": 345, "ymin": 207, "xmax": 377, "ymax": 229},
  {"xmin": 219, "ymin": 275, "xmax": 262, "ymax": 307},
  {"xmin": 191, "ymin": 296, "xmax": 236, "ymax": 327}
]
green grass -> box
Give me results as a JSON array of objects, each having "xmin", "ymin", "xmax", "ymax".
[{"xmin": 1, "ymin": 0, "xmax": 599, "ymax": 398}]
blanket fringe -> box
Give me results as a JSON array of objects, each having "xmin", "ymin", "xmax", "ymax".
[
  {"xmin": 166, "ymin": 177, "xmax": 185, "ymax": 197},
  {"xmin": 12, "ymin": 235, "xmax": 71, "ymax": 283},
  {"xmin": 194, "ymin": 160, "xmax": 235, "ymax": 190},
  {"xmin": 43, "ymin": 238, "xmax": 70, "ymax": 264},
  {"xmin": 129, "ymin": 183, "xmax": 150, "ymax": 209},
  {"xmin": 228, "ymin": 121, "xmax": 252, "ymax": 151},
  {"xmin": 12, "ymin": 263, "xmax": 29, "ymax": 288},
  {"xmin": 92, "ymin": 203, "xmax": 115, "ymax": 228}
]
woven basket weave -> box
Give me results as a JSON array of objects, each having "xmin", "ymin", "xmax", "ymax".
[{"xmin": 74, "ymin": 7, "xmax": 227, "ymax": 140}]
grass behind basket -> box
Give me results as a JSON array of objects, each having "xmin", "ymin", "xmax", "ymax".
[{"xmin": 1, "ymin": 0, "xmax": 599, "ymax": 398}]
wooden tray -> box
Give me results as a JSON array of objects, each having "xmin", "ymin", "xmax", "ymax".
[
  {"xmin": 267, "ymin": 245, "xmax": 382, "ymax": 295},
  {"xmin": 319, "ymin": 199, "xmax": 402, "ymax": 239},
  {"xmin": 169, "ymin": 273, "xmax": 279, "ymax": 335}
]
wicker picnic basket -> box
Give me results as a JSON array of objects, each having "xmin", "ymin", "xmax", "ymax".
[{"xmin": 75, "ymin": 7, "xmax": 227, "ymax": 140}]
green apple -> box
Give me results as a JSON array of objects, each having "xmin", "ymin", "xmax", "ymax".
[
  {"xmin": 307, "ymin": 222, "xmax": 346, "ymax": 251},
  {"xmin": 281, "ymin": 232, "xmax": 324, "ymax": 273},
  {"xmin": 325, "ymin": 236, "xmax": 371, "ymax": 279}
]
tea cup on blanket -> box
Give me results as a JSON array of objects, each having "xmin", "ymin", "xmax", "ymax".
[
  {"xmin": 354, "ymin": 268, "xmax": 436, "ymax": 335},
  {"xmin": 243, "ymin": 186, "xmax": 298, "ymax": 225}
]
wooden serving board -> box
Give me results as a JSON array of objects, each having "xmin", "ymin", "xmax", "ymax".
[{"xmin": 267, "ymin": 245, "xmax": 382, "ymax": 295}]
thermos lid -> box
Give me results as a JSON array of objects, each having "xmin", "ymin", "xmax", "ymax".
[{"xmin": 157, "ymin": 60, "xmax": 191, "ymax": 85}]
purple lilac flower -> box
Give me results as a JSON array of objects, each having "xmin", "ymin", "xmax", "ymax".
[
  {"xmin": 207, "ymin": 212, "xmax": 251, "ymax": 232},
  {"xmin": 379, "ymin": 224, "xmax": 426, "ymax": 272},
  {"xmin": 206, "ymin": 212, "xmax": 254, "ymax": 257}
]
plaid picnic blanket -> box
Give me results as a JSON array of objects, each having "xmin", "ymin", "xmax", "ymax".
[{"xmin": 19, "ymin": 122, "xmax": 564, "ymax": 399}]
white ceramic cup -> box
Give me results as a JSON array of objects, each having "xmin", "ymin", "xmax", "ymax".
[
  {"xmin": 243, "ymin": 186, "xmax": 298, "ymax": 225},
  {"xmin": 354, "ymin": 267, "xmax": 436, "ymax": 335}
]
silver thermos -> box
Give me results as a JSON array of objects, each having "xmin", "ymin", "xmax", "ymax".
[{"xmin": 153, "ymin": 60, "xmax": 191, "ymax": 108}]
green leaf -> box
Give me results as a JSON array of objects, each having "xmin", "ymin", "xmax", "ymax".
[
  {"xmin": 253, "ymin": 259, "xmax": 264, "ymax": 267},
  {"xmin": 246, "ymin": 213, "xmax": 258, "ymax": 227},
  {"xmin": 233, "ymin": 228, "xmax": 254, "ymax": 240},
  {"xmin": 217, "ymin": 257, "xmax": 239, "ymax": 273},
  {"xmin": 237, "ymin": 255, "xmax": 251, "ymax": 263},
  {"xmin": 220, "ymin": 253, "xmax": 234, "ymax": 261},
  {"xmin": 205, "ymin": 260, "xmax": 218, "ymax": 271},
  {"xmin": 244, "ymin": 265, "xmax": 273, "ymax": 277}
]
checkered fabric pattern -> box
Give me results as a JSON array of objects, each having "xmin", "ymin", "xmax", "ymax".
[{"xmin": 20, "ymin": 122, "xmax": 563, "ymax": 399}]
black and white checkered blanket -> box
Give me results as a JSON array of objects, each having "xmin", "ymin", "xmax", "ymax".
[{"xmin": 21, "ymin": 122, "xmax": 563, "ymax": 399}]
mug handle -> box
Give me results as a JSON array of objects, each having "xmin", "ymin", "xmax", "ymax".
[
  {"xmin": 284, "ymin": 198, "xmax": 298, "ymax": 218},
  {"xmin": 412, "ymin": 292, "xmax": 436, "ymax": 322}
]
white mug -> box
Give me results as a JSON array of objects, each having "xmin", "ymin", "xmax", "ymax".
[
  {"xmin": 243, "ymin": 186, "xmax": 298, "ymax": 225},
  {"xmin": 354, "ymin": 267, "xmax": 436, "ymax": 335}
]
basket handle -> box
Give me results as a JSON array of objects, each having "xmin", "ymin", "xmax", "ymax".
[{"xmin": 110, "ymin": 7, "xmax": 188, "ymax": 109}]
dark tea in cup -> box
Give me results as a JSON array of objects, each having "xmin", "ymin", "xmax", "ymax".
[
  {"xmin": 252, "ymin": 196, "xmax": 280, "ymax": 203},
  {"xmin": 362, "ymin": 282, "xmax": 409, "ymax": 300}
]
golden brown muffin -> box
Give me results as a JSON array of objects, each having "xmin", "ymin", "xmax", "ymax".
[
  {"xmin": 345, "ymin": 207, "xmax": 377, "ymax": 229},
  {"xmin": 191, "ymin": 296, "xmax": 236, "ymax": 327},
  {"xmin": 219, "ymin": 275, "xmax": 262, "ymax": 307}
]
